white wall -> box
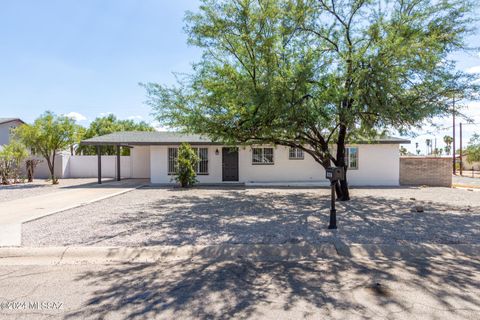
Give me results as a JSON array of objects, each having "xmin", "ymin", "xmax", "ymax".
[
  {"xmin": 346, "ymin": 144, "xmax": 400, "ymax": 186},
  {"xmin": 69, "ymin": 156, "xmax": 131, "ymax": 178},
  {"xmin": 131, "ymin": 146, "xmax": 150, "ymax": 178},
  {"xmin": 30, "ymin": 155, "xmax": 131, "ymax": 179},
  {"xmin": 150, "ymin": 145, "xmax": 222, "ymax": 183},
  {"xmin": 150, "ymin": 144, "xmax": 400, "ymax": 186}
]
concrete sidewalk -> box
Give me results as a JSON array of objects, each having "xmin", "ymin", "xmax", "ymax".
[{"xmin": 0, "ymin": 179, "xmax": 146, "ymax": 246}]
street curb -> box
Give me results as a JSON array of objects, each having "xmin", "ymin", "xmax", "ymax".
[
  {"xmin": 0, "ymin": 243, "xmax": 478, "ymax": 265},
  {"xmin": 0, "ymin": 244, "xmax": 338, "ymax": 265}
]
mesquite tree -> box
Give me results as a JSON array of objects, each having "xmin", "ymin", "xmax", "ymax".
[
  {"xmin": 145, "ymin": 0, "xmax": 478, "ymax": 200},
  {"xmin": 16, "ymin": 112, "xmax": 76, "ymax": 184}
]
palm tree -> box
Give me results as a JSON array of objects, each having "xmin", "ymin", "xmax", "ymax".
[{"xmin": 444, "ymin": 135, "xmax": 453, "ymax": 155}]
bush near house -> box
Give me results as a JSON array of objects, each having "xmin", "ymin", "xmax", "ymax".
[{"xmin": 175, "ymin": 143, "xmax": 199, "ymax": 188}]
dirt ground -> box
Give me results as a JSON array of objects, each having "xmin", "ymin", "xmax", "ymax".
[{"xmin": 22, "ymin": 186, "xmax": 480, "ymax": 247}]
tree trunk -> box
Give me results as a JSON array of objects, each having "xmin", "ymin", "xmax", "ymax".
[
  {"xmin": 46, "ymin": 153, "xmax": 58, "ymax": 184},
  {"xmin": 335, "ymin": 174, "xmax": 350, "ymax": 201},
  {"xmin": 334, "ymin": 123, "xmax": 350, "ymax": 201}
]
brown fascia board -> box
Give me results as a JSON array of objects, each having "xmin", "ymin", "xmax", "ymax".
[{"xmin": 0, "ymin": 118, "xmax": 25, "ymax": 125}]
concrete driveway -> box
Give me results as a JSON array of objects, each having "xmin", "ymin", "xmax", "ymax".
[{"xmin": 0, "ymin": 179, "xmax": 147, "ymax": 246}]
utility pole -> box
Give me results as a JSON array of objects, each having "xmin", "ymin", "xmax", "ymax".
[
  {"xmin": 434, "ymin": 137, "xmax": 437, "ymax": 157},
  {"xmin": 453, "ymin": 97, "xmax": 456, "ymax": 174},
  {"xmin": 460, "ymin": 122, "xmax": 463, "ymax": 176}
]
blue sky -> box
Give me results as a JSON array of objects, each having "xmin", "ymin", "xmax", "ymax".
[{"xmin": 0, "ymin": 0, "xmax": 478, "ymax": 153}]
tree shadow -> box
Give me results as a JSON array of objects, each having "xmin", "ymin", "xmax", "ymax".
[
  {"xmin": 65, "ymin": 247, "xmax": 480, "ymax": 319},
  {"xmin": 70, "ymin": 188, "xmax": 480, "ymax": 247}
]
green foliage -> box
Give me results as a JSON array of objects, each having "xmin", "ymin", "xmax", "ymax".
[
  {"xmin": 443, "ymin": 135, "xmax": 453, "ymax": 155},
  {"xmin": 399, "ymin": 146, "xmax": 408, "ymax": 156},
  {"xmin": 15, "ymin": 111, "xmax": 76, "ymax": 184},
  {"xmin": 144, "ymin": 0, "xmax": 478, "ymax": 199},
  {"xmin": 0, "ymin": 140, "xmax": 29, "ymax": 184},
  {"xmin": 466, "ymin": 134, "xmax": 480, "ymax": 163},
  {"xmin": 78, "ymin": 114, "xmax": 154, "ymax": 156},
  {"xmin": 174, "ymin": 143, "xmax": 199, "ymax": 188}
]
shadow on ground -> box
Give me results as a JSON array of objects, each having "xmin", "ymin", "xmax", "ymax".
[
  {"xmin": 65, "ymin": 247, "xmax": 480, "ymax": 319},
  {"xmin": 67, "ymin": 189, "xmax": 480, "ymax": 246}
]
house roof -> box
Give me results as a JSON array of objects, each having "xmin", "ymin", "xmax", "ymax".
[
  {"xmin": 0, "ymin": 118, "xmax": 24, "ymax": 125},
  {"xmin": 81, "ymin": 131, "xmax": 410, "ymax": 146}
]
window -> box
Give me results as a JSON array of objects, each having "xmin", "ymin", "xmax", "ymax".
[
  {"xmin": 168, "ymin": 148, "xmax": 178, "ymax": 174},
  {"xmin": 345, "ymin": 147, "xmax": 358, "ymax": 169},
  {"xmin": 196, "ymin": 148, "xmax": 209, "ymax": 174},
  {"xmin": 167, "ymin": 147, "xmax": 208, "ymax": 175},
  {"xmin": 252, "ymin": 147, "xmax": 274, "ymax": 164},
  {"xmin": 289, "ymin": 147, "xmax": 304, "ymax": 160}
]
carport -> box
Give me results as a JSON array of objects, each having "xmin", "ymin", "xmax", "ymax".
[
  {"xmin": 80, "ymin": 133, "xmax": 140, "ymax": 184},
  {"xmin": 79, "ymin": 142, "xmax": 132, "ymax": 184},
  {"xmin": 81, "ymin": 131, "xmax": 216, "ymax": 184}
]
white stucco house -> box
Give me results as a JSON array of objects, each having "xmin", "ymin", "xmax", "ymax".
[
  {"xmin": 81, "ymin": 131, "xmax": 410, "ymax": 186},
  {"xmin": 0, "ymin": 118, "xmax": 25, "ymax": 148}
]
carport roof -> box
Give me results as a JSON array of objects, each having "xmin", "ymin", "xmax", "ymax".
[
  {"xmin": 81, "ymin": 131, "xmax": 410, "ymax": 146},
  {"xmin": 81, "ymin": 131, "xmax": 218, "ymax": 146}
]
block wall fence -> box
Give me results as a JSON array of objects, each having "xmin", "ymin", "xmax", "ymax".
[{"xmin": 400, "ymin": 157, "xmax": 452, "ymax": 187}]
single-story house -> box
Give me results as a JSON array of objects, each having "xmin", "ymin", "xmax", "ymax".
[
  {"xmin": 0, "ymin": 118, "xmax": 25, "ymax": 147},
  {"xmin": 81, "ymin": 131, "xmax": 410, "ymax": 186}
]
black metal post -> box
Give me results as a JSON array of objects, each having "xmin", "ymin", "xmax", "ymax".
[
  {"xmin": 116, "ymin": 145, "xmax": 121, "ymax": 181},
  {"xmin": 97, "ymin": 145, "xmax": 102, "ymax": 184},
  {"xmin": 328, "ymin": 181, "xmax": 337, "ymax": 229}
]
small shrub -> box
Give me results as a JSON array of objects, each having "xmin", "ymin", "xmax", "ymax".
[{"xmin": 174, "ymin": 143, "xmax": 199, "ymax": 188}]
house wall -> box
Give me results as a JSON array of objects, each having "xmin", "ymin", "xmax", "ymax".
[
  {"xmin": 0, "ymin": 120, "xmax": 23, "ymax": 146},
  {"xmin": 131, "ymin": 146, "xmax": 150, "ymax": 178},
  {"xmin": 150, "ymin": 144, "xmax": 401, "ymax": 186},
  {"xmin": 463, "ymin": 159, "xmax": 480, "ymax": 171},
  {"xmin": 150, "ymin": 145, "xmax": 223, "ymax": 184}
]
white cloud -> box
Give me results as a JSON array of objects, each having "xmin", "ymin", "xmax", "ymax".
[
  {"xmin": 466, "ymin": 65, "xmax": 480, "ymax": 74},
  {"xmin": 127, "ymin": 115, "xmax": 143, "ymax": 120},
  {"xmin": 99, "ymin": 112, "xmax": 113, "ymax": 117},
  {"xmin": 65, "ymin": 112, "xmax": 87, "ymax": 121}
]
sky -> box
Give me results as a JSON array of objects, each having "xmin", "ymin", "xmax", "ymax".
[{"xmin": 0, "ymin": 0, "xmax": 478, "ymax": 154}]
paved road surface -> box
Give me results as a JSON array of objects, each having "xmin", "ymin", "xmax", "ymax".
[{"xmin": 0, "ymin": 244, "xmax": 478, "ymax": 320}]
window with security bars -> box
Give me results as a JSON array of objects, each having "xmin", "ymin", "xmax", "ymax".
[
  {"xmin": 168, "ymin": 147, "xmax": 208, "ymax": 174},
  {"xmin": 289, "ymin": 147, "xmax": 304, "ymax": 159},
  {"xmin": 345, "ymin": 147, "xmax": 358, "ymax": 169},
  {"xmin": 168, "ymin": 148, "xmax": 178, "ymax": 174},
  {"xmin": 196, "ymin": 148, "xmax": 209, "ymax": 174},
  {"xmin": 252, "ymin": 148, "xmax": 274, "ymax": 164}
]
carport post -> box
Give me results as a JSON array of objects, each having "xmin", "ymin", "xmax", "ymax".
[
  {"xmin": 97, "ymin": 145, "xmax": 102, "ymax": 184},
  {"xmin": 116, "ymin": 145, "xmax": 121, "ymax": 181}
]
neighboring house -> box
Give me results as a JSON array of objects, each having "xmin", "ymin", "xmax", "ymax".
[
  {"xmin": 82, "ymin": 131, "xmax": 410, "ymax": 186},
  {"xmin": 0, "ymin": 118, "xmax": 24, "ymax": 146}
]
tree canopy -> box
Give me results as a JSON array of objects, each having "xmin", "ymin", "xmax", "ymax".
[
  {"xmin": 466, "ymin": 133, "xmax": 480, "ymax": 163},
  {"xmin": 145, "ymin": 0, "xmax": 478, "ymax": 200},
  {"xmin": 15, "ymin": 111, "xmax": 77, "ymax": 184},
  {"xmin": 78, "ymin": 114, "xmax": 154, "ymax": 156}
]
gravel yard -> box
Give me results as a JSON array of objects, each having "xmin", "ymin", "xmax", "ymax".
[
  {"xmin": 22, "ymin": 186, "xmax": 480, "ymax": 247},
  {"xmin": 0, "ymin": 178, "xmax": 114, "ymax": 202}
]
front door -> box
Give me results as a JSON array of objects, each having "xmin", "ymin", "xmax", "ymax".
[{"xmin": 222, "ymin": 147, "xmax": 239, "ymax": 181}]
